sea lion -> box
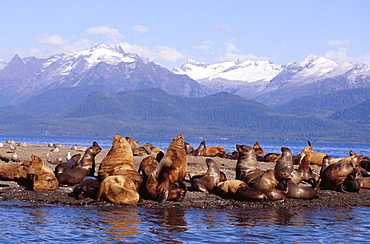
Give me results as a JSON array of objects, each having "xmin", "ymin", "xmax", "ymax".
[
  {"xmin": 54, "ymin": 154, "xmax": 81, "ymax": 176},
  {"xmin": 145, "ymin": 134, "xmax": 187, "ymax": 202},
  {"xmin": 214, "ymin": 179, "xmax": 267, "ymax": 202},
  {"xmin": 235, "ymin": 144, "xmax": 264, "ymax": 186},
  {"xmin": 205, "ymin": 146, "xmax": 226, "ymax": 156},
  {"xmin": 278, "ymin": 179, "xmax": 317, "ymax": 199},
  {"xmin": 319, "ymin": 154, "xmax": 364, "ymax": 192},
  {"xmin": 0, "ymin": 160, "xmax": 31, "ymax": 180},
  {"xmin": 291, "ymin": 155, "xmax": 319, "ymax": 187},
  {"xmin": 72, "ymin": 176, "xmax": 100, "ymax": 200},
  {"xmin": 184, "ymin": 142, "xmax": 194, "ymax": 155},
  {"xmin": 138, "ymin": 156, "xmax": 159, "ymax": 176},
  {"xmin": 98, "ymin": 134, "xmax": 142, "ymax": 191},
  {"xmin": 27, "ymin": 154, "xmax": 58, "ymax": 191},
  {"xmin": 125, "ymin": 136, "xmax": 139, "ymax": 149},
  {"xmin": 192, "ymin": 158, "xmax": 222, "ymax": 194},
  {"xmin": 96, "ymin": 175, "xmax": 140, "ymax": 204},
  {"xmin": 252, "ymin": 141, "xmax": 265, "ymax": 161},
  {"xmin": 253, "ymin": 170, "xmax": 291, "ymax": 201},
  {"xmin": 300, "ymin": 146, "xmax": 327, "ymax": 166},
  {"xmin": 263, "ymin": 153, "xmax": 281, "ymax": 163},
  {"xmin": 274, "ymin": 147, "xmax": 294, "ymax": 174},
  {"xmin": 57, "ymin": 142, "xmax": 101, "ymax": 186},
  {"xmin": 192, "ymin": 141, "xmax": 206, "ymax": 156}
]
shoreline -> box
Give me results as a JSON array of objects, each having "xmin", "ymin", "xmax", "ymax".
[{"xmin": 0, "ymin": 143, "xmax": 370, "ymax": 209}]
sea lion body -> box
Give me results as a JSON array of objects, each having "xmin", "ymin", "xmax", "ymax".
[
  {"xmin": 192, "ymin": 141, "xmax": 206, "ymax": 156},
  {"xmin": 27, "ymin": 154, "xmax": 58, "ymax": 191},
  {"xmin": 54, "ymin": 154, "xmax": 81, "ymax": 176},
  {"xmin": 253, "ymin": 170, "xmax": 291, "ymax": 201},
  {"xmin": 192, "ymin": 158, "xmax": 222, "ymax": 194},
  {"xmin": 214, "ymin": 179, "xmax": 267, "ymax": 201},
  {"xmin": 205, "ymin": 146, "xmax": 226, "ymax": 156},
  {"xmin": 72, "ymin": 176, "xmax": 100, "ymax": 199},
  {"xmin": 279, "ymin": 179, "xmax": 317, "ymax": 199},
  {"xmin": 235, "ymin": 144, "xmax": 264, "ymax": 186},
  {"xmin": 252, "ymin": 141, "xmax": 265, "ymax": 161},
  {"xmin": 0, "ymin": 161, "xmax": 31, "ymax": 180},
  {"xmin": 274, "ymin": 147, "xmax": 294, "ymax": 174}
]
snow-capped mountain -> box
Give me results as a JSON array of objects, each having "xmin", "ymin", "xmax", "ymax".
[
  {"xmin": 0, "ymin": 44, "xmax": 203, "ymax": 106},
  {"xmin": 173, "ymin": 55, "xmax": 370, "ymax": 105}
]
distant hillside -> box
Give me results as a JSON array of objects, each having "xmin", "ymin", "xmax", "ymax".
[
  {"xmin": 329, "ymin": 99, "xmax": 370, "ymax": 124},
  {"xmin": 0, "ymin": 88, "xmax": 364, "ymax": 142},
  {"xmin": 274, "ymin": 88, "xmax": 370, "ymax": 117}
]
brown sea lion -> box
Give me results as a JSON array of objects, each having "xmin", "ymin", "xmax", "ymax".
[
  {"xmin": 72, "ymin": 176, "xmax": 100, "ymax": 200},
  {"xmin": 235, "ymin": 144, "xmax": 264, "ymax": 186},
  {"xmin": 192, "ymin": 140, "xmax": 206, "ymax": 156},
  {"xmin": 214, "ymin": 179, "xmax": 267, "ymax": 202},
  {"xmin": 319, "ymin": 154, "xmax": 364, "ymax": 192},
  {"xmin": 291, "ymin": 155, "xmax": 319, "ymax": 187},
  {"xmin": 253, "ymin": 170, "xmax": 291, "ymax": 201},
  {"xmin": 57, "ymin": 142, "xmax": 102, "ymax": 186},
  {"xmin": 192, "ymin": 158, "xmax": 222, "ymax": 194},
  {"xmin": 146, "ymin": 134, "xmax": 187, "ymax": 202},
  {"xmin": 54, "ymin": 154, "xmax": 81, "ymax": 176},
  {"xmin": 125, "ymin": 136, "xmax": 139, "ymax": 149},
  {"xmin": 96, "ymin": 175, "xmax": 140, "ymax": 204},
  {"xmin": 263, "ymin": 153, "xmax": 282, "ymax": 163},
  {"xmin": 205, "ymin": 146, "xmax": 226, "ymax": 156},
  {"xmin": 27, "ymin": 154, "xmax": 58, "ymax": 191},
  {"xmin": 184, "ymin": 142, "xmax": 194, "ymax": 155},
  {"xmin": 0, "ymin": 161, "xmax": 31, "ymax": 180},
  {"xmin": 278, "ymin": 179, "xmax": 317, "ymax": 199},
  {"xmin": 138, "ymin": 156, "xmax": 159, "ymax": 176},
  {"xmin": 252, "ymin": 141, "xmax": 265, "ymax": 161},
  {"xmin": 98, "ymin": 134, "xmax": 142, "ymax": 191},
  {"xmin": 274, "ymin": 147, "xmax": 294, "ymax": 174}
]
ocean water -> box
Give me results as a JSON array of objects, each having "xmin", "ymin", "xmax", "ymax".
[{"xmin": 0, "ymin": 134, "xmax": 369, "ymax": 243}]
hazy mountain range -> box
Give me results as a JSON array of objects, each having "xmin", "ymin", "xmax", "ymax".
[{"xmin": 0, "ymin": 44, "xmax": 368, "ymax": 142}]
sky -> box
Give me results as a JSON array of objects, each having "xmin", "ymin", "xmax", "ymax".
[{"xmin": 1, "ymin": 0, "xmax": 370, "ymax": 69}]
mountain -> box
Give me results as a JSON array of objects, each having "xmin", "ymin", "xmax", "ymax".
[
  {"xmin": 274, "ymin": 88, "xmax": 370, "ymax": 117},
  {"xmin": 173, "ymin": 55, "xmax": 370, "ymax": 106},
  {"xmin": 0, "ymin": 44, "xmax": 204, "ymax": 107},
  {"xmin": 0, "ymin": 88, "xmax": 365, "ymax": 142}
]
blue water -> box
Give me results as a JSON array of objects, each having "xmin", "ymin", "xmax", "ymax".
[{"xmin": 0, "ymin": 134, "xmax": 369, "ymax": 243}]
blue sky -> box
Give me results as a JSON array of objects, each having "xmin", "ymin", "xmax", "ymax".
[{"xmin": 1, "ymin": 0, "xmax": 369, "ymax": 69}]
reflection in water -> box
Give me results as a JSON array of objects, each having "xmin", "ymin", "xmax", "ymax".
[
  {"xmin": 95, "ymin": 208, "xmax": 142, "ymax": 242},
  {"xmin": 0, "ymin": 201, "xmax": 370, "ymax": 243}
]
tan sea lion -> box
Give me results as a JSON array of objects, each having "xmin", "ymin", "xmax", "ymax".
[
  {"xmin": 98, "ymin": 134, "xmax": 142, "ymax": 191},
  {"xmin": 253, "ymin": 170, "xmax": 291, "ymax": 201},
  {"xmin": 54, "ymin": 154, "xmax": 81, "ymax": 176},
  {"xmin": 57, "ymin": 142, "xmax": 102, "ymax": 186},
  {"xmin": 205, "ymin": 146, "xmax": 226, "ymax": 156},
  {"xmin": 145, "ymin": 134, "xmax": 187, "ymax": 202},
  {"xmin": 96, "ymin": 175, "xmax": 140, "ymax": 204},
  {"xmin": 252, "ymin": 141, "xmax": 265, "ymax": 161},
  {"xmin": 192, "ymin": 140, "xmax": 206, "ymax": 156},
  {"xmin": 263, "ymin": 153, "xmax": 282, "ymax": 163},
  {"xmin": 192, "ymin": 158, "xmax": 222, "ymax": 194},
  {"xmin": 301, "ymin": 146, "xmax": 327, "ymax": 166},
  {"xmin": 27, "ymin": 154, "xmax": 58, "ymax": 191},
  {"xmin": 235, "ymin": 144, "xmax": 264, "ymax": 186},
  {"xmin": 0, "ymin": 160, "xmax": 31, "ymax": 180},
  {"xmin": 214, "ymin": 179, "xmax": 267, "ymax": 201}
]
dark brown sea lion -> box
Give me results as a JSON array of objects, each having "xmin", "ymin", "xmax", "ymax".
[
  {"xmin": 235, "ymin": 144, "xmax": 264, "ymax": 186},
  {"xmin": 214, "ymin": 179, "xmax": 267, "ymax": 202},
  {"xmin": 291, "ymin": 154, "xmax": 319, "ymax": 187},
  {"xmin": 145, "ymin": 134, "xmax": 187, "ymax": 202},
  {"xmin": 54, "ymin": 154, "xmax": 81, "ymax": 176},
  {"xmin": 96, "ymin": 175, "xmax": 140, "ymax": 204},
  {"xmin": 192, "ymin": 140, "xmax": 206, "ymax": 156},
  {"xmin": 252, "ymin": 141, "xmax": 265, "ymax": 161},
  {"xmin": 274, "ymin": 147, "xmax": 294, "ymax": 174},
  {"xmin": 138, "ymin": 156, "xmax": 159, "ymax": 176},
  {"xmin": 192, "ymin": 158, "xmax": 222, "ymax": 194},
  {"xmin": 278, "ymin": 179, "xmax": 317, "ymax": 199},
  {"xmin": 72, "ymin": 176, "xmax": 100, "ymax": 200},
  {"xmin": 27, "ymin": 154, "xmax": 58, "ymax": 191},
  {"xmin": 57, "ymin": 142, "xmax": 102, "ymax": 186},
  {"xmin": 253, "ymin": 170, "xmax": 291, "ymax": 201},
  {"xmin": 319, "ymin": 154, "xmax": 364, "ymax": 192},
  {"xmin": 184, "ymin": 142, "xmax": 194, "ymax": 155},
  {"xmin": 98, "ymin": 134, "xmax": 142, "ymax": 191}
]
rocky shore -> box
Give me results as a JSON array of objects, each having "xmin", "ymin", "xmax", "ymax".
[{"xmin": 0, "ymin": 142, "xmax": 369, "ymax": 209}]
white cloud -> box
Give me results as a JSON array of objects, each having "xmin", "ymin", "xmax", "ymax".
[
  {"xmin": 193, "ymin": 41, "xmax": 216, "ymax": 50},
  {"xmin": 215, "ymin": 52, "xmax": 269, "ymax": 62},
  {"xmin": 133, "ymin": 25, "xmax": 149, "ymax": 33},
  {"xmin": 225, "ymin": 42, "xmax": 238, "ymax": 52},
  {"xmin": 86, "ymin": 26, "xmax": 125, "ymax": 43},
  {"xmin": 215, "ymin": 23, "xmax": 229, "ymax": 31},
  {"xmin": 119, "ymin": 42, "xmax": 186, "ymax": 63},
  {"xmin": 328, "ymin": 39, "xmax": 350, "ymax": 47},
  {"xmin": 324, "ymin": 47, "xmax": 370, "ymax": 64},
  {"xmin": 37, "ymin": 33, "xmax": 68, "ymax": 46}
]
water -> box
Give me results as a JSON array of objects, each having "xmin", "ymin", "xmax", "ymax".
[{"xmin": 0, "ymin": 134, "xmax": 369, "ymax": 243}]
